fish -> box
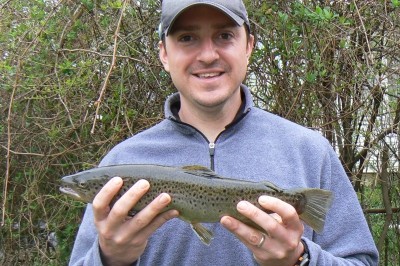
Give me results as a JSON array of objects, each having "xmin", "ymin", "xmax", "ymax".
[{"xmin": 60, "ymin": 164, "xmax": 333, "ymax": 245}]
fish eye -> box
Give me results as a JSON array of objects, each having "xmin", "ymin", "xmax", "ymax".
[{"xmin": 78, "ymin": 182, "xmax": 86, "ymax": 188}]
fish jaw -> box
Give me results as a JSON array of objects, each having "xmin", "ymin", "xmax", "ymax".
[
  {"xmin": 59, "ymin": 186, "xmax": 84, "ymax": 201},
  {"xmin": 60, "ymin": 173, "xmax": 97, "ymax": 202}
]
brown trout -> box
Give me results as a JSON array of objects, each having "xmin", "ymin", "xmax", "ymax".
[{"xmin": 60, "ymin": 164, "xmax": 333, "ymax": 245}]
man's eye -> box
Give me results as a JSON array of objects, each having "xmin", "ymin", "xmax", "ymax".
[
  {"xmin": 179, "ymin": 35, "xmax": 193, "ymax": 42},
  {"xmin": 220, "ymin": 33, "xmax": 233, "ymax": 40}
]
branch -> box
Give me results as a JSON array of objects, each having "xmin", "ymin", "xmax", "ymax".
[
  {"xmin": 0, "ymin": 0, "xmax": 12, "ymax": 10},
  {"xmin": 0, "ymin": 140, "xmax": 109, "ymax": 159},
  {"xmin": 91, "ymin": 0, "xmax": 129, "ymax": 134},
  {"xmin": 2, "ymin": 59, "xmax": 20, "ymax": 227},
  {"xmin": 0, "ymin": 145, "xmax": 45, "ymax": 157},
  {"xmin": 60, "ymin": 48, "xmax": 143, "ymax": 63},
  {"xmin": 353, "ymin": 128, "xmax": 398, "ymax": 165},
  {"xmin": 352, "ymin": 0, "xmax": 374, "ymax": 67},
  {"xmin": 352, "ymin": 96, "xmax": 400, "ymax": 165},
  {"xmin": 364, "ymin": 208, "xmax": 400, "ymax": 214},
  {"xmin": 58, "ymin": 3, "xmax": 84, "ymax": 49},
  {"xmin": 377, "ymin": 146, "xmax": 393, "ymax": 252},
  {"xmin": 1, "ymin": 0, "xmax": 65, "ymax": 226}
]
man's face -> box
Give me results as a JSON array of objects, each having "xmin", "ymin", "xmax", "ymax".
[{"xmin": 159, "ymin": 5, "xmax": 254, "ymax": 112}]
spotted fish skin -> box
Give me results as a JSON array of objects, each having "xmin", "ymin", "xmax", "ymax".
[{"xmin": 60, "ymin": 164, "xmax": 333, "ymax": 244}]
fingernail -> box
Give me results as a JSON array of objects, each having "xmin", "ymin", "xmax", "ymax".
[
  {"xmin": 113, "ymin": 176, "xmax": 122, "ymax": 185},
  {"xmin": 237, "ymin": 201, "xmax": 248, "ymax": 211},
  {"xmin": 159, "ymin": 193, "xmax": 170, "ymax": 204},
  {"xmin": 259, "ymin": 196, "xmax": 269, "ymax": 204},
  {"xmin": 222, "ymin": 217, "xmax": 232, "ymax": 227},
  {"xmin": 137, "ymin": 179, "xmax": 149, "ymax": 189}
]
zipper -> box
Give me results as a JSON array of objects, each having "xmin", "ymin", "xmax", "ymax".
[
  {"xmin": 168, "ymin": 107, "xmax": 250, "ymax": 171},
  {"xmin": 168, "ymin": 116, "xmax": 218, "ymax": 170},
  {"xmin": 209, "ymin": 142, "xmax": 216, "ymax": 171}
]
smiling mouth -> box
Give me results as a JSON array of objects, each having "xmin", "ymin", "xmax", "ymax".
[{"xmin": 195, "ymin": 72, "xmax": 223, "ymax": 78}]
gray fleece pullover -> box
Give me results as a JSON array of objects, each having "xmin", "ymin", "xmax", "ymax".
[{"xmin": 68, "ymin": 85, "xmax": 378, "ymax": 265}]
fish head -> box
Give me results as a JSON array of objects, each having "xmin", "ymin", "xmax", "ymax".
[{"xmin": 60, "ymin": 170, "xmax": 110, "ymax": 203}]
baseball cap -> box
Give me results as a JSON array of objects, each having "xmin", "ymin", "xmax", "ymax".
[{"xmin": 159, "ymin": 0, "xmax": 250, "ymax": 39}]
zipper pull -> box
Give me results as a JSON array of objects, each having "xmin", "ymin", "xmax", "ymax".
[
  {"xmin": 209, "ymin": 142, "xmax": 215, "ymax": 156},
  {"xmin": 209, "ymin": 142, "xmax": 215, "ymax": 170}
]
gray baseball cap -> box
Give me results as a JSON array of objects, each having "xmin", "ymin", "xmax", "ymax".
[{"xmin": 159, "ymin": 0, "xmax": 250, "ymax": 39}]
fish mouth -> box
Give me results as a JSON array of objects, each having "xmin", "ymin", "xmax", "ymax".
[{"xmin": 59, "ymin": 187, "xmax": 82, "ymax": 200}]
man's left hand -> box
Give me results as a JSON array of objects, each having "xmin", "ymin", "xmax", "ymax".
[{"xmin": 220, "ymin": 196, "xmax": 304, "ymax": 266}]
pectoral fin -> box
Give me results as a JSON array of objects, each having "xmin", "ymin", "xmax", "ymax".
[{"xmin": 190, "ymin": 223, "xmax": 214, "ymax": 245}]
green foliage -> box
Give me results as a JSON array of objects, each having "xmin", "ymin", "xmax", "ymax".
[
  {"xmin": 1, "ymin": 0, "xmax": 399, "ymax": 265},
  {"xmin": 363, "ymin": 184, "xmax": 400, "ymax": 265}
]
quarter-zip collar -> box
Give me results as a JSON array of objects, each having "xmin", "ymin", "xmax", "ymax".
[
  {"xmin": 164, "ymin": 84, "xmax": 253, "ymax": 123},
  {"xmin": 164, "ymin": 84, "xmax": 253, "ymax": 170}
]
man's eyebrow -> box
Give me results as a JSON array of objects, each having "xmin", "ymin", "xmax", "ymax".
[
  {"xmin": 213, "ymin": 22, "xmax": 238, "ymax": 30},
  {"xmin": 172, "ymin": 25, "xmax": 200, "ymax": 33}
]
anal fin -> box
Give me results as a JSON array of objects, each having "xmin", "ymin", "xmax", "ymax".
[{"xmin": 190, "ymin": 223, "xmax": 214, "ymax": 245}]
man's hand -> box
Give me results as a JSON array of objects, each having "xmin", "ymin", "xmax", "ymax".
[
  {"xmin": 92, "ymin": 177, "xmax": 179, "ymax": 266},
  {"xmin": 220, "ymin": 196, "xmax": 304, "ymax": 266}
]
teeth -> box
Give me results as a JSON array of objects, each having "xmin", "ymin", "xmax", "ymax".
[{"xmin": 197, "ymin": 73, "xmax": 220, "ymax": 78}]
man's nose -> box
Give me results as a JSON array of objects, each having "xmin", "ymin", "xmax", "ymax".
[{"xmin": 196, "ymin": 38, "xmax": 219, "ymax": 64}]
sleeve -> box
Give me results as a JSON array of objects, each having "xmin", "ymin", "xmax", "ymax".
[
  {"xmin": 68, "ymin": 205, "xmax": 105, "ymax": 266},
  {"xmin": 68, "ymin": 141, "xmax": 143, "ymax": 266},
  {"xmin": 304, "ymin": 148, "xmax": 379, "ymax": 265}
]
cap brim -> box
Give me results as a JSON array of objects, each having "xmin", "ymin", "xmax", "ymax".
[{"xmin": 164, "ymin": 2, "xmax": 245, "ymax": 36}]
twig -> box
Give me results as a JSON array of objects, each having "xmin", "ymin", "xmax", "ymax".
[
  {"xmin": 365, "ymin": 208, "xmax": 400, "ymax": 214},
  {"xmin": 91, "ymin": 0, "xmax": 129, "ymax": 134},
  {"xmin": 377, "ymin": 146, "xmax": 393, "ymax": 252},
  {"xmin": 57, "ymin": 94, "xmax": 81, "ymax": 143},
  {"xmin": 0, "ymin": 145, "xmax": 45, "ymax": 157},
  {"xmin": 1, "ymin": 1, "xmax": 65, "ymax": 226},
  {"xmin": 0, "ymin": 139, "xmax": 109, "ymax": 158},
  {"xmin": 58, "ymin": 3, "xmax": 84, "ymax": 49},
  {"xmin": 0, "ymin": 0, "xmax": 12, "ymax": 10},
  {"xmin": 352, "ymin": 0, "xmax": 374, "ymax": 66},
  {"xmin": 2, "ymin": 59, "xmax": 20, "ymax": 227},
  {"xmin": 60, "ymin": 48, "xmax": 143, "ymax": 63}
]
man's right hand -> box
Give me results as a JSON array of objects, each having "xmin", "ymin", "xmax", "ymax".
[{"xmin": 92, "ymin": 177, "xmax": 179, "ymax": 266}]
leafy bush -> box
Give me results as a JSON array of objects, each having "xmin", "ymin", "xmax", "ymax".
[{"xmin": 1, "ymin": 0, "xmax": 399, "ymax": 264}]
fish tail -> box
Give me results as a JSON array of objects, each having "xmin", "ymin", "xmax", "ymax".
[{"xmin": 298, "ymin": 189, "xmax": 333, "ymax": 233}]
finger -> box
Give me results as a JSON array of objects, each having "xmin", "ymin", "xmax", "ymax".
[
  {"xmin": 236, "ymin": 201, "xmax": 279, "ymax": 235},
  {"xmin": 132, "ymin": 195, "xmax": 179, "ymax": 240},
  {"xmin": 124, "ymin": 193, "xmax": 178, "ymax": 242},
  {"xmin": 108, "ymin": 179, "xmax": 150, "ymax": 221},
  {"xmin": 92, "ymin": 176, "xmax": 123, "ymax": 221},
  {"xmin": 258, "ymin": 196, "xmax": 301, "ymax": 229},
  {"xmin": 127, "ymin": 193, "xmax": 173, "ymax": 230},
  {"xmin": 220, "ymin": 216, "xmax": 266, "ymax": 250},
  {"xmin": 269, "ymin": 213, "xmax": 283, "ymax": 224}
]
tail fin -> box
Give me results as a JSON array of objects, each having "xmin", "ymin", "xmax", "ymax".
[{"xmin": 298, "ymin": 189, "xmax": 333, "ymax": 233}]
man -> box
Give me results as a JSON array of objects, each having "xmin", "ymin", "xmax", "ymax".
[{"xmin": 69, "ymin": 0, "xmax": 379, "ymax": 265}]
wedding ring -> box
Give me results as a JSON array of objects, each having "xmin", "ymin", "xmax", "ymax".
[{"xmin": 256, "ymin": 233, "xmax": 267, "ymax": 248}]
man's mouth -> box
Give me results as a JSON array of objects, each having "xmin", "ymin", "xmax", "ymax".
[{"xmin": 195, "ymin": 72, "xmax": 223, "ymax": 78}]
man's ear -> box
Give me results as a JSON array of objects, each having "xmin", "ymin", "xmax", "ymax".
[
  {"xmin": 246, "ymin": 34, "xmax": 255, "ymax": 60},
  {"xmin": 159, "ymin": 40, "xmax": 170, "ymax": 72}
]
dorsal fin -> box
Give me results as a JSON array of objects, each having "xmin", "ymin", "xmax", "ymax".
[
  {"xmin": 181, "ymin": 165, "xmax": 221, "ymax": 179},
  {"xmin": 262, "ymin": 181, "xmax": 284, "ymax": 192}
]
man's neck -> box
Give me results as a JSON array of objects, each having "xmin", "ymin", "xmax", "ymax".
[{"xmin": 178, "ymin": 97, "xmax": 242, "ymax": 142}]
